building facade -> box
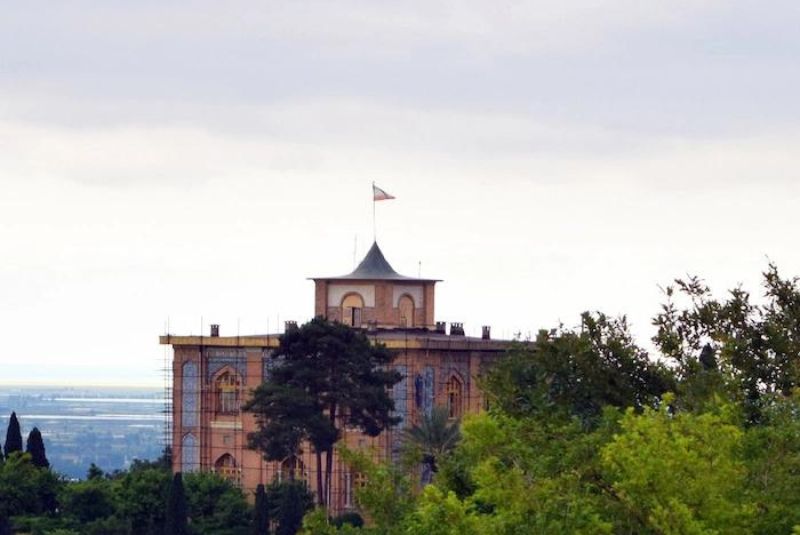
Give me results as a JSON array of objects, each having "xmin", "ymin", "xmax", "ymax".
[{"xmin": 162, "ymin": 242, "xmax": 510, "ymax": 512}]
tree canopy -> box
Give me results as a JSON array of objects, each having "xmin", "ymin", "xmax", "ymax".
[
  {"xmin": 482, "ymin": 312, "xmax": 673, "ymax": 424},
  {"xmin": 26, "ymin": 428, "xmax": 49, "ymax": 469},
  {"xmin": 3, "ymin": 412, "xmax": 22, "ymax": 458},
  {"xmin": 302, "ymin": 265, "xmax": 800, "ymax": 534},
  {"xmin": 244, "ymin": 317, "xmax": 401, "ymax": 506},
  {"xmin": 653, "ymin": 263, "xmax": 800, "ymax": 422}
]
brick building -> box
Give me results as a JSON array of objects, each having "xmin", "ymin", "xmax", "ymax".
[{"xmin": 161, "ymin": 241, "xmax": 510, "ymax": 511}]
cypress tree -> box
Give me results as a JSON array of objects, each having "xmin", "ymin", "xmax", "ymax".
[
  {"xmin": 25, "ymin": 427, "xmax": 49, "ymax": 468},
  {"xmin": 3, "ymin": 412, "xmax": 22, "ymax": 458},
  {"xmin": 253, "ymin": 483, "xmax": 270, "ymax": 535},
  {"xmin": 165, "ymin": 472, "xmax": 188, "ymax": 535}
]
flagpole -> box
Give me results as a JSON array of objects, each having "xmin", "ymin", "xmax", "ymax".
[{"xmin": 372, "ymin": 181, "xmax": 376, "ymax": 242}]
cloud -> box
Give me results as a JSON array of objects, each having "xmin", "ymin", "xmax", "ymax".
[
  {"xmin": 2, "ymin": 95, "xmax": 799, "ymax": 191},
  {"xmin": 2, "ymin": 1, "xmax": 727, "ymax": 58},
  {"xmin": 1, "ymin": 1, "xmax": 799, "ymax": 384},
  {"xmin": 3, "ymin": 0, "xmax": 797, "ymax": 136}
]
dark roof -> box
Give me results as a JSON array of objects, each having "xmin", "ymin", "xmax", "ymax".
[{"xmin": 312, "ymin": 241, "xmax": 440, "ymax": 282}]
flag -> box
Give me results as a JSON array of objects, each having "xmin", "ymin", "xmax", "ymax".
[{"xmin": 373, "ymin": 184, "xmax": 395, "ymax": 201}]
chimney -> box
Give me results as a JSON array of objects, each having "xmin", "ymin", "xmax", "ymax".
[
  {"xmin": 284, "ymin": 320, "xmax": 298, "ymax": 332},
  {"xmin": 435, "ymin": 321, "xmax": 446, "ymax": 334},
  {"xmin": 482, "ymin": 325, "xmax": 491, "ymax": 340},
  {"xmin": 210, "ymin": 324, "xmax": 220, "ymax": 337},
  {"xmin": 450, "ymin": 322, "xmax": 464, "ymax": 336}
]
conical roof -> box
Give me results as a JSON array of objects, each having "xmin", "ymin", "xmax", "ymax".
[{"xmin": 312, "ymin": 241, "xmax": 440, "ymax": 282}]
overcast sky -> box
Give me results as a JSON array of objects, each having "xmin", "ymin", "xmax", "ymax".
[{"xmin": 1, "ymin": 1, "xmax": 799, "ymax": 385}]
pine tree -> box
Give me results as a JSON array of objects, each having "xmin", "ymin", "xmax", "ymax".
[
  {"xmin": 3, "ymin": 412, "xmax": 22, "ymax": 458},
  {"xmin": 25, "ymin": 427, "xmax": 49, "ymax": 468},
  {"xmin": 245, "ymin": 317, "xmax": 401, "ymax": 506},
  {"xmin": 165, "ymin": 472, "xmax": 189, "ymax": 535},
  {"xmin": 253, "ymin": 483, "xmax": 270, "ymax": 535}
]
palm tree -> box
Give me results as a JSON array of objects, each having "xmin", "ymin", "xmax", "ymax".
[{"xmin": 402, "ymin": 406, "xmax": 461, "ymax": 483}]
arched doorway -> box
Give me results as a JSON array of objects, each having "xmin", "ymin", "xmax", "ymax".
[
  {"xmin": 341, "ymin": 293, "xmax": 364, "ymax": 327},
  {"xmin": 398, "ymin": 295, "xmax": 415, "ymax": 327}
]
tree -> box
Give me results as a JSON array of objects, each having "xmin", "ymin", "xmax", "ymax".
[
  {"xmin": 253, "ymin": 483, "xmax": 270, "ymax": 535},
  {"xmin": 59, "ymin": 477, "xmax": 116, "ymax": 525},
  {"xmin": 0, "ymin": 452, "xmax": 62, "ymax": 520},
  {"xmin": 741, "ymin": 395, "xmax": 800, "ymax": 534},
  {"xmin": 265, "ymin": 480, "xmax": 314, "ymax": 535},
  {"xmin": 601, "ymin": 397, "xmax": 753, "ymax": 534},
  {"xmin": 483, "ymin": 312, "xmax": 673, "ymax": 425},
  {"xmin": 113, "ymin": 460, "xmax": 171, "ymax": 534},
  {"xmin": 653, "ymin": 264, "xmax": 800, "ymax": 423},
  {"xmin": 183, "ymin": 471, "xmax": 251, "ymax": 535},
  {"xmin": 402, "ymin": 406, "xmax": 460, "ymax": 478},
  {"xmin": 26, "ymin": 428, "xmax": 49, "ymax": 469},
  {"xmin": 434, "ymin": 411, "xmax": 619, "ymax": 534},
  {"xmin": 3, "ymin": 412, "xmax": 22, "ymax": 458},
  {"xmin": 165, "ymin": 472, "xmax": 188, "ymax": 535},
  {"xmin": 337, "ymin": 446, "xmax": 416, "ymax": 534},
  {"xmin": 244, "ymin": 317, "xmax": 401, "ymax": 505},
  {"xmin": 87, "ymin": 463, "xmax": 105, "ymax": 480}
]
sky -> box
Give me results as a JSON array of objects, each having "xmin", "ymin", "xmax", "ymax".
[{"xmin": 1, "ymin": 1, "xmax": 799, "ymax": 385}]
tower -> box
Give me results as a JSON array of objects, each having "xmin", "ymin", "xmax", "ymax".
[{"xmin": 311, "ymin": 241, "xmax": 439, "ymax": 329}]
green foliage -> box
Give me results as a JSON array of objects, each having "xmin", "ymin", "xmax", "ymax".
[
  {"xmin": 331, "ymin": 511, "xmax": 363, "ymax": 529},
  {"xmin": 338, "ymin": 446, "xmax": 416, "ymax": 534},
  {"xmin": 483, "ymin": 312, "xmax": 673, "ymax": 425},
  {"xmin": 245, "ymin": 317, "xmax": 401, "ymax": 505},
  {"xmin": 653, "ymin": 265, "xmax": 800, "ymax": 422},
  {"xmin": 58, "ymin": 477, "xmax": 116, "ymax": 524},
  {"xmin": 113, "ymin": 459, "xmax": 171, "ymax": 534},
  {"xmin": 26, "ymin": 427, "xmax": 49, "ymax": 469},
  {"xmin": 265, "ymin": 479, "xmax": 315, "ymax": 535},
  {"xmin": 404, "ymin": 486, "xmax": 486, "ymax": 535},
  {"xmin": 183, "ymin": 471, "xmax": 251, "ymax": 535},
  {"xmin": 436, "ymin": 411, "xmax": 618, "ymax": 534},
  {"xmin": 0, "ymin": 452, "xmax": 61, "ymax": 519},
  {"xmin": 165, "ymin": 472, "xmax": 189, "ymax": 535},
  {"xmin": 87, "ymin": 463, "xmax": 105, "ymax": 480},
  {"xmin": 601, "ymin": 398, "xmax": 753, "ymax": 534},
  {"xmin": 401, "ymin": 406, "xmax": 460, "ymax": 476},
  {"xmin": 4, "ymin": 412, "xmax": 23, "ymax": 458},
  {"xmin": 253, "ymin": 483, "xmax": 269, "ymax": 535},
  {"xmin": 9, "ymin": 514, "xmax": 67, "ymax": 535},
  {"xmin": 301, "ymin": 508, "xmax": 336, "ymax": 534},
  {"xmin": 742, "ymin": 394, "xmax": 800, "ymax": 534}
]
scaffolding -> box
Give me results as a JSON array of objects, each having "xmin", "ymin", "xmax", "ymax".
[{"xmin": 161, "ymin": 337, "xmax": 173, "ymax": 461}]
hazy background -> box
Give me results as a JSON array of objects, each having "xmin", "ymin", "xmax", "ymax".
[{"xmin": 1, "ymin": 1, "xmax": 799, "ymax": 385}]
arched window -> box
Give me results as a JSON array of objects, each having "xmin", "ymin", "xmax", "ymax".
[
  {"xmin": 344, "ymin": 471, "xmax": 368, "ymax": 508},
  {"xmin": 445, "ymin": 375, "xmax": 464, "ymax": 419},
  {"xmin": 215, "ymin": 371, "xmax": 241, "ymax": 415},
  {"xmin": 341, "ymin": 293, "xmax": 364, "ymax": 327},
  {"xmin": 181, "ymin": 433, "xmax": 198, "ymax": 473},
  {"xmin": 398, "ymin": 295, "xmax": 414, "ymax": 327},
  {"xmin": 181, "ymin": 361, "xmax": 199, "ymax": 428},
  {"xmin": 279, "ymin": 456, "xmax": 307, "ymax": 482},
  {"xmin": 214, "ymin": 453, "xmax": 239, "ymax": 483}
]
